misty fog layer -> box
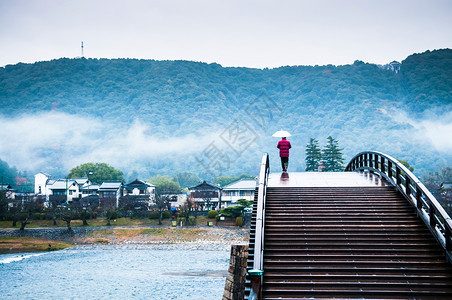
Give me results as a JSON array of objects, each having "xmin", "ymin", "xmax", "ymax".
[
  {"xmin": 395, "ymin": 111, "xmax": 452, "ymax": 152},
  {"xmin": 0, "ymin": 112, "xmax": 221, "ymax": 175},
  {"xmin": 1, "ymin": 110, "xmax": 452, "ymax": 178}
]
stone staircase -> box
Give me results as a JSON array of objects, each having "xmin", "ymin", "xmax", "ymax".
[{"xmin": 247, "ymin": 186, "xmax": 452, "ymax": 299}]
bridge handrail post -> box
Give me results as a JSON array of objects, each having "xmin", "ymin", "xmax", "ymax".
[
  {"xmin": 396, "ymin": 166, "xmax": 401, "ymax": 186},
  {"xmin": 429, "ymin": 199, "xmax": 436, "ymax": 228},
  {"xmin": 406, "ymin": 177, "xmax": 411, "ymax": 197},
  {"xmin": 248, "ymin": 153, "xmax": 269, "ymax": 300},
  {"xmin": 345, "ymin": 151, "xmax": 452, "ymax": 264},
  {"xmin": 446, "ymin": 220, "xmax": 452, "ymax": 252},
  {"xmin": 416, "ymin": 185, "xmax": 422, "ymax": 211},
  {"xmin": 388, "ymin": 160, "xmax": 393, "ymax": 180}
]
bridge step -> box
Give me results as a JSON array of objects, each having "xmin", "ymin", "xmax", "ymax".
[{"xmin": 246, "ymin": 185, "xmax": 452, "ymax": 299}]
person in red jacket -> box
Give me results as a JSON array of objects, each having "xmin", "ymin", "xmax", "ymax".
[{"xmin": 277, "ymin": 137, "xmax": 291, "ymax": 172}]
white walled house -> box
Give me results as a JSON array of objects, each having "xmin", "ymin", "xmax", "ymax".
[
  {"xmin": 34, "ymin": 172, "xmax": 91, "ymax": 205},
  {"xmin": 72, "ymin": 178, "xmax": 90, "ymax": 187},
  {"xmin": 46, "ymin": 179, "xmax": 84, "ymax": 202},
  {"xmin": 221, "ymin": 179, "xmax": 256, "ymax": 208},
  {"xmin": 169, "ymin": 193, "xmax": 188, "ymax": 209},
  {"xmin": 81, "ymin": 184, "xmax": 100, "ymax": 197},
  {"xmin": 34, "ymin": 172, "xmax": 51, "ymax": 195}
]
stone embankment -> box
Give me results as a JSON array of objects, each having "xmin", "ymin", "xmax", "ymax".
[{"xmin": 223, "ymin": 244, "xmax": 249, "ymax": 300}]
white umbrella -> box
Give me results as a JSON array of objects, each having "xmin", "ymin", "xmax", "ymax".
[{"xmin": 272, "ymin": 130, "xmax": 291, "ymax": 137}]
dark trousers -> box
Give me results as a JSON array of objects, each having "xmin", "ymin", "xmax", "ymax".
[{"xmin": 281, "ymin": 157, "xmax": 289, "ymax": 170}]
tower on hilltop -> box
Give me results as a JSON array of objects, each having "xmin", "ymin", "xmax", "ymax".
[{"xmin": 81, "ymin": 41, "xmax": 84, "ymax": 58}]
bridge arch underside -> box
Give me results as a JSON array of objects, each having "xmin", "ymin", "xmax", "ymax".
[{"xmin": 250, "ymin": 171, "xmax": 452, "ymax": 299}]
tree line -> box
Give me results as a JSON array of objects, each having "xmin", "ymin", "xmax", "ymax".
[{"xmin": 305, "ymin": 136, "xmax": 344, "ymax": 172}]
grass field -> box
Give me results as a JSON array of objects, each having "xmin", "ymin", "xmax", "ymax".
[
  {"xmin": 84, "ymin": 226, "xmax": 242, "ymax": 244},
  {"xmin": 0, "ymin": 236, "xmax": 73, "ymax": 254}
]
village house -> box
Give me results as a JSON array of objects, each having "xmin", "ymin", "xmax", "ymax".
[
  {"xmin": 168, "ymin": 193, "xmax": 188, "ymax": 210},
  {"xmin": 120, "ymin": 179, "xmax": 156, "ymax": 210},
  {"xmin": 45, "ymin": 179, "xmax": 87, "ymax": 205},
  {"xmin": 0, "ymin": 184, "xmax": 15, "ymax": 206},
  {"xmin": 221, "ymin": 178, "xmax": 256, "ymax": 208},
  {"xmin": 2, "ymin": 184, "xmax": 42, "ymax": 210},
  {"xmin": 80, "ymin": 183, "xmax": 100, "ymax": 197},
  {"xmin": 71, "ymin": 183, "xmax": 100, "ymax": 209},
  {"xmin": 189, "ymin": 181, "xmax": 222, "ymax": 210},
  {"xmin": 14, "ymin": 191, "xmax": 41, "ymax": 210},
  {"xmin": 123, "ymin": 179, "xmax": 155, "ymax": 198},
  {"xmin": 81, "ymin": 183, "xmax": 100, "ymax": 204},
  {"xmin": 98, "ymin": 181, "xmax": 123, "ymax": 209},
  {"xmin": 34, "ymin": 172, "xmax": 91, "ymax": 204},
  {"xmin": 33, "ymin": 173, "xmax": 160, "ymax": 210},
  {"xmin": 34, "ymin": 172, "xmax": 51, "ymax": 195}
]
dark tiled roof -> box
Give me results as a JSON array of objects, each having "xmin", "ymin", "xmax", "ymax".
[{"xmin": 189, "ymin": 181, "xmax": 221, "ymax": 191}]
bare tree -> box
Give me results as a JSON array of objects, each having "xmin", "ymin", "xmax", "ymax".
[
  {"xmin": 60, "ymin": 207, "xmax": 75, "ymax": 231},
  {"xmin": 9, "ymin": 196, "xmax": 39, "ymax": 230},
  {"xmin": 154, "ymin": 193, "xmax": 170, "ymax": 225},
  {"xmin": 181, "ymin": 198, "xmax": 194, "ymax": 224},
  {"xmin": 105, "ymin": 209, "xmax": 117, "ymax": 226},
  {"xmin": 18, "ymin": 212, "xmax": 30, "ymax": 231}
]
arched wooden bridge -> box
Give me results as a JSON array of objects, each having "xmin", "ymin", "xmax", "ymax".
[{"xmin": 246, "ymin": 152, "xmax": 452, "ymax": 299}]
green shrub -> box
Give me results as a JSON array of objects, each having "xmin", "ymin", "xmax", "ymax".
[
  {"xmin": 162, "ymin": 211, "xmax": 171, "ymax": 219},
  {"xmin": 148, "ymin": 211, "xmax": 159, "ymax": 219},
  {"xmin": 149, "ymin": 211, "xmax": 171, "ymax": 220},
  {"xmin": 207, "ymin": 210, "xmax": 219, "ymax": 219},
  {"xmin": 186, "ymin": 216, "xmax": 197, "ymax": 226},
  {"xmin": 220, "ymin": 206, "xmax": 243, "ymax": 218},
  {"xmin": 106, "ymin": 210, "xmax": 118, "ymax": 220},
  {"xmin": 177, "ymin": 216, "xmax": 197, "ymax": 226},
  {"xmin": 33, "ymin": 212, "xmax": 45, "ymax": 220},
  {"xmin": 236, "ymin": 216, "xmax": 243, "ymax": 227}
]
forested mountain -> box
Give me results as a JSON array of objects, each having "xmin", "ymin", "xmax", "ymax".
[{"xmin": 0, "ymin": 49, "xmax": 451, "ymax": 180}]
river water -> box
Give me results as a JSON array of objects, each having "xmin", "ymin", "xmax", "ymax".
[{"xmin": 0, "ymin": 244, "xmax": 230, "ymax": 299}]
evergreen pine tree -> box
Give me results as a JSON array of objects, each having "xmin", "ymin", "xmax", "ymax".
[
  {"xmin": 322, "ymin": 136, "xmax": 344, "ymax": 172},
  {"xmin": 305, "ymin": 138, "xmax": 322, "ymax": 171}
]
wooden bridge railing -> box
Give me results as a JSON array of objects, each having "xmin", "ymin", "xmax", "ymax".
[
  {"xmin": 248, "ymin": 153, "xmax": 270, "ymax": 300},
  {"xmin": 346, "ymin": 151, "xmax": 452, "ymax": 263}
]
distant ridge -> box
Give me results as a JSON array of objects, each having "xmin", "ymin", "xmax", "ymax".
[{"xmin": 0, "ymin": 49, "xmax": 451, "ymax": 177}]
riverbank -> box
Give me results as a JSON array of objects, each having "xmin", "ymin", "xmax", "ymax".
[
  {"xmin": 0, "ymin": 225, "xmax": 249, "ymax": 253},
  {"xmin": 0, "ymin": 236, "xmax": 73, "ymax": 254},
  {"xmin": 0, "ymin": 216, "xmax": 210, "ymax": 228}
]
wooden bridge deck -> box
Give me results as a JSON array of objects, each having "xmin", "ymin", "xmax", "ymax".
[{"xmin": 268, "ymin": 171, "xmax": 389, "ymax": 188}]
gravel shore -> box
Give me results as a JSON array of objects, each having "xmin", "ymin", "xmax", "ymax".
[{"xmin": 0, "ymin": 225, "xmax": 250, "ymax": 249}]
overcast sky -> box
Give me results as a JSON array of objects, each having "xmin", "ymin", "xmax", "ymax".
[{"xmin": 0, "ymin": 0, "xmax": 451, "ymax": 68}]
